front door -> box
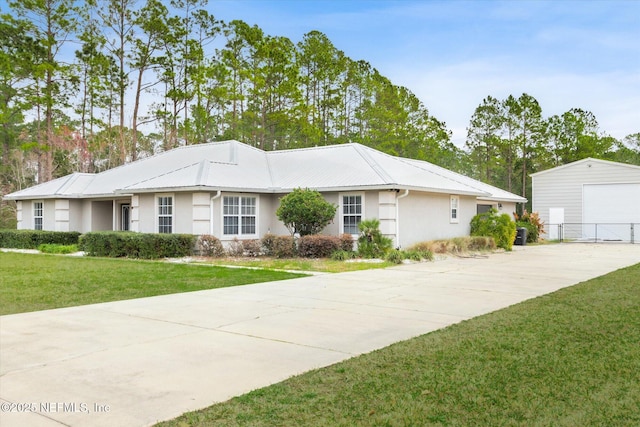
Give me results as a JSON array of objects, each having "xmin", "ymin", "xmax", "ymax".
[{"xmin": 121, "ymin": 204, "xmax": 130, "ymax": 231}]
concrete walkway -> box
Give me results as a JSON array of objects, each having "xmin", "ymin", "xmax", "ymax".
[{"xmin": 1, "ymin": 244, "xmax": 639, "ymax": 427}]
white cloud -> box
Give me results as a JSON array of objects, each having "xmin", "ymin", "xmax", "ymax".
[{"xmin": 390, "ymin": 61, "xmax": 640, "ymax": 147}]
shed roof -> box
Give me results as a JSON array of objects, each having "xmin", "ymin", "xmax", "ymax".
[
  {"xmin": 4, "ymin": 140, "xmax": 525, "ymax": 202},
  {"xmin": 530, "ymin": 157, "xmax": 640, "ymax": 177}
]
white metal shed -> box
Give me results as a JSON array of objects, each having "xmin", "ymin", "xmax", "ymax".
[{"xmin": 531, "ymin": 158, "xmax": 640, "ymax": 242}]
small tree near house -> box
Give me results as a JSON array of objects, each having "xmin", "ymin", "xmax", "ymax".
[{"xmin": 276, "ymin": 188, "xmax": 337, "ymax": 236}]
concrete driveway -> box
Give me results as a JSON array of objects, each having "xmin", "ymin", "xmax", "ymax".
[{"xmin": 1, "ymin": 243, "xmax": 639, "ymax": 426}]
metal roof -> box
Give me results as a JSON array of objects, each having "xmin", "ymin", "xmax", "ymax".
[{"xmin": 4, "ymin": 140, "xmax": 525, "ymax": 202}]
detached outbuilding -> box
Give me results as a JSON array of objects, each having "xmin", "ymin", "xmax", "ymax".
[{"xmin": 531, "ymin": 158, "xmax": 640, "ymax": 242}]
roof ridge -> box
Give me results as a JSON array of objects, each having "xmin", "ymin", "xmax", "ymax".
[
  {"xmin": 531, "ymin": 157, "xmax": 640, "ymax": 177},
  {"xmin": 121, "ymin": 161, "xmax": 202, "ymax": 190},
  {"xmin": 350, "ymin": 144, "xmax": 396, "ymax": 184}
]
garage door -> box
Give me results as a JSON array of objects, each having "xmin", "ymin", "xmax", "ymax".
[{"xmin": 583, "ymin": 183, "xmax": 640, "ymax": 241}]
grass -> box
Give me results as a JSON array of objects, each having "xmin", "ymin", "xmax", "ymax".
[
  {"xmin": 156, "ymin": 263, "xmax": 640, "ymax": 427},
  {"xmin": 203, "ymin": 257, "xmax": 395, "ymax": 273},
  {"xmin": 0, "ymin": 252, "xmax": 306, "ymax": 315}
]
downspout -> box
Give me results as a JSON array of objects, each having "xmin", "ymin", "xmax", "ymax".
[
  {"xmin": 210, "ymin": 191, "xmax": 221, "ymax": 235},
  {"xmin": 396, "ymin": 189, "xmax": 409, "ymax": 248}
]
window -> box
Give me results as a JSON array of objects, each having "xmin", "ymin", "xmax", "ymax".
[
  {"xmin": 450, "ymin": 195, "xmax": 459, "ymax": 223},
  {"xmin": 158, "ymin": 196, "xmax": 173, "ymax": 233},
  {"xmin": 342, "ymin": 194, "xmax": 363, "ymax": 234},
  {"xmin": 223, "ymin": 196, "xmax": 257, "ymax": 236},
  {"xmin": 33, "ymin": 202, "xmax": 43, "ymax": 230}
]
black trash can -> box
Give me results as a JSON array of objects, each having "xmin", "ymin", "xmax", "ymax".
[{"xmin": 515, "ymin": 227, "xmax": 527, "ymax": 246}]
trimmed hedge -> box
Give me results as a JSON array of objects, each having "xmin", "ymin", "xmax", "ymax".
[
  {"xmin": 261, "ymin": 234, "xmax": 297, "ymax": 258},
  {"xmin": 195, "ymin": 235, "xmax": 225, "ymax": 257},
  {"xmin": 0, "ymin": 229, "xmax": 81, "ymax": 249},
  {"xmin": 79, "ymin": 232, "xmax": 196, "ymax": 259},
  {"xmin": 298, "ymin": 235, "xmax": 342, "ymax": 258}
]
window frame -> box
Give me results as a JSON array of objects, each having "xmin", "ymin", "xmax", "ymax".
[
  {"xmin": 340, "ymin": 192, "xmax": 364, "ymax": 236},
  {"xmin": 157, "ymin": 194, "xmax": 174, "ymax": 234},
  {"xmin": 33, "ymin": 201, "xmax": 44, "ymax": 230},
  {"xmin": 222, "ymin": 194, "xmax": 259, "ymax": 238},
  {"xmin": 450, "ymin": 195, "xmax": 460, "ymax": 224}
]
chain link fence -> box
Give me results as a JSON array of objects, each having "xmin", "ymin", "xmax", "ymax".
[{"xmin": 546, "ymin": 223, "xmax": 639, "ymax": 243}]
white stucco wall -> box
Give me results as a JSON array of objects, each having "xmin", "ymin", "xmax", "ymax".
[
  {"xmin": 137, "ymin": 194, "xmax": 155, "ymax": 233},
  {"xmin": 91, "ymin": 201, "xmax": 112, "ymax": 231},
  {"xmin": 174, "ymin": 193, "xmax": 192, "ymax": 234},
  {"xmin": 397, "ymin": 192, "xmax": 475, "ymax": 248}
]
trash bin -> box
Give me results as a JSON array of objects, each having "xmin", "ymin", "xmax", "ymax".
[{"xmin": 515, "ymin": 227, "xmax": 527, "ymax": 246}]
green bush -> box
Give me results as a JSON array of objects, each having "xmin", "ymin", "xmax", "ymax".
[
  {"xmin": 276, "ymin": 188, "xmax": 337, "ymax": 236},
  {"xmin": 38, "ymin": 244, "xmax": 79, "ymax": 254},
  {"xmin": 404, "ymin": 249, "xmax": 434, "ymax": 261},
  {"xmin": 516, "ymin": 221, "xmax": 538, "ymax": 244},
  {"xmin": 79, "ymin": 232, "xmax": 195, "ymax": 259},
  {"xmin": 357, "ymin": 219, "xmax": 393, "ymax": 258},
  {"xmin": 385, "ymin": 249, "xmax": 434, "ymax": 264},
  {"xmin": 385, "ymin": 249, "xmax": 405, "ymax": 264},
  {"xmin": 298, "ymin": 235, "xmax": 341, "ymax": 258},
  {"xmin": 514, "ymin": 210, "xmax": 544, "ymax": 243},
  {"xmin": 470, "ymin": 209, "xmax": 517, "ymax": 251},
  {"xmin": 0, "ymin": 229, "xmax": 81, "ymax": 249},
  {"xmin": 330, "ymin": 249, "xmax": 356, "ymax": 261}
]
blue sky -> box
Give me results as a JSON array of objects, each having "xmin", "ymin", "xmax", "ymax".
[
  {"xmin": 2, "ymin": 0, "xmax": 637, "ymax": 147},
  {"xmin": 213, "ymin": 0, "xmax": 640, "ymax": 146}
]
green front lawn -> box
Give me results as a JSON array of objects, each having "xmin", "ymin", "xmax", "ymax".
[
  {"xmin": 157, "ymin": 263, "xmax": 640, "ymax": 426},
  {"xmin": 0, "ymin": 252, "xmax": 306, "ymax": 315}
]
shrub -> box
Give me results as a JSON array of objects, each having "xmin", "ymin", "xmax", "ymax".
[
  {"xmin": 196, "ymin": 235, "xmax": 225, "ymax": 257},
  {"xmin": 298, "ymin": 235, "xmax": 341, "ymax": 258},
  {"xmin": 38, "ymin": 244, "xmax": 79, "ymax": 254},
  {"xmin": 513, "ymin": 210, "xmax": 544, "ymax": 243},
  {"xmin": 468, "ymin": 236, "xmax": 497, "ymax": 251},
  {"xmin": 0, "ymin": 229, "xmax": 81, "ymax": 249},
  {"xmin": 409, "ymin": 237, "xmax": 495, "ymax": 254},
  {"xmin": 385, "ymin": 249, "xmax": 433, "ymax": 264},
  {"xmin": 516, "ymin": 221, "xmax": 538, "ymax": 244},
  {"xmin": 385, "ymin": 249, "xmax": 405, "ymax": 264},
  {"xmin": 270, "ymin": 235, "xmax": 297, "ymax": 258},
  {"xmin": 79, "ymin": 232, "xmax": 195, "ymax": 259},
  {"xmin": 241, "ymin": 239, "xmax": 262, "ymax": 257},
  {"xmin": 404, "ymin": 249, "xmax": 434, "ymax": 261},
  {"xmin": 226, "ymin": 238, "xmax": 245, "ymax": 257},
  {"xmin": 276, "ymin": 188, "xmax": 337, "ymax": 236},
  {"xmin": 357, "ymin": 219, "xmax": 393, "ymax": 258},
  {"xmin": 470, "ymin": 208, "xmax": 517, "ymax": 251},
  {"xmin": 261, "ymin": 233, "xmax": 277, "ymax": 256},
  {"xmin": 339, "ymin": 233, "xmax": 354, "ymax": 252},
  {"xmin": 331, "ymin": 249, "xmax": 356, "ymax": 261}
]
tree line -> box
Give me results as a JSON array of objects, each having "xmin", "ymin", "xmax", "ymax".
[{"xmin": 1, "ymin": 0, "xmax": 638, "ymax": 222}]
